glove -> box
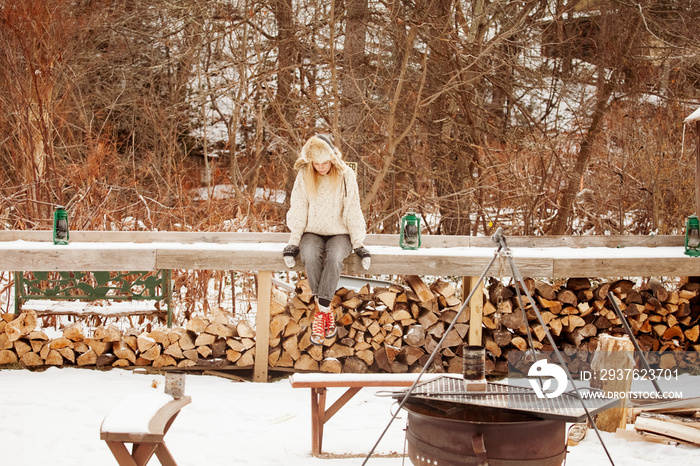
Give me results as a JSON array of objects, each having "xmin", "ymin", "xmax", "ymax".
[
  {"xmin": 283, "ymin": 244, "xmax": 299, "ymax": 268},
  {"xmin": 354, "ymin": 247, "xmax": 371, "ymax": 270}
]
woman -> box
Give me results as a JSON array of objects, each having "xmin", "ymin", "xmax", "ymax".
[{"xmin": 283, "ymin": 134, "xmax": 371, "ymax": 345}]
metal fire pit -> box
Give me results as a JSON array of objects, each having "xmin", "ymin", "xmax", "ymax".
[{"xmin": 394, "ymin": 376, "xmax": 619, "ymax": 466}]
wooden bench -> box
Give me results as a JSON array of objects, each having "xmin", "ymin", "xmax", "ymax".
[
  {"xmin": 289, "ymin": 372, "xmax": 444, "ymax": 457},
  {"xmin": 14, "ymin": 269, "xmax": 173, "ymax": 326},
  {"xmin": 100, "ymin": 392, "xmax": 191, "ymax": 466}
]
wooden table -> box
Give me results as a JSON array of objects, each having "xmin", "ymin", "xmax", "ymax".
[{"xmin": 289, "ymin": 372, "xmax": 445, "ymax": 456}]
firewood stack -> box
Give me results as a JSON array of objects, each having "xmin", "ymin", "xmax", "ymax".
[
  {"xmin": 0, "ymin": 309, "xmax": 259, "ymax": 370},
  {"xmin": 269, "ymin": 276, "xmax": 471, "ymax": 374},
  {"xmin": 2, "ymin": 276, "xmax": 699, "ymax": 375},
  {"xmin": 485, "ymin": 277, "xmax": 700, "ymax": 375},
  {"xmin": 270, "ymin": 276, "xmax": 700, "ymax": 375}
]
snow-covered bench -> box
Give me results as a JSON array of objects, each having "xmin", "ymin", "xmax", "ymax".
[
  {"xmin": 288, "ymin": 372, "xmax": 442, "ymax": 457},
  {"xmin": 100, "ymin": 392, "xmax": 191, "ymax": 466}
]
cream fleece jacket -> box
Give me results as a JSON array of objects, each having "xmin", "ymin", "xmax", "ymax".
[{"xmin": 286, "ymin": 167, "xmax": 366, "ymax": 249}]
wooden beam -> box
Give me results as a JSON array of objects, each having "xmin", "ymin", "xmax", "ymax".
[
  {"xmin": 0, "ymin": 230, "xmax": 685, "ymax": 248},
  {"xmin": 253, "ymin": 271, "xmax": 272, "ymax": 383},
  {"xmin": 465, "ymin": 277, "xmax": 484, "ymax": 346},
  {"xmin": 696, "ymin": 120, "xmax": 700, "ymax": 215}
]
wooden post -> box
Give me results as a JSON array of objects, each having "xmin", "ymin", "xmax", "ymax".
[
  {"xmin": 696, "ymin": 120, "xmax": 700, "ymax": 215},
  {"xmin": 464, "ymin": 276, "xmax": 484, "ymax": 346},
  {"xmin": 254, "ymin": 271, "xmax": 272, "ymax": 382},
  {"xmin": 590, "ymin": 334, "xmax": 635, "ymax": 432}
]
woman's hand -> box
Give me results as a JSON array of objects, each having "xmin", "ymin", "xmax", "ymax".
[
  {"xmin": 283, "ymin": 244, "xmax": 299, "ymax": 268},
  {"xmin": 354, "ymin": 247, "xmax": 371, "ymax": 270}
]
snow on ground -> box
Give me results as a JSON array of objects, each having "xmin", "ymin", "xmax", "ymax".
[{"xmin": 1, "ymin": 367, "xmax": 698, "ymax": 466}]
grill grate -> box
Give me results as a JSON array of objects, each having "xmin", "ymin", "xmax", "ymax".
[{"xmin": 397, "ymin": 375, "xmax": 619, "ymax": 422}]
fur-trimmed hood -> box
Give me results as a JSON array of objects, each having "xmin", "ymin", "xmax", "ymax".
[{"xmin": 294, "ymin": 135, "xmax": 347, "ymax": 172}]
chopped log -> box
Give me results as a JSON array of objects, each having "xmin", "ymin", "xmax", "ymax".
[
  {"xmin": 342, "ymin": 357, "xmax": 370, "ymax": 373},
  {"xmin": 152, "ymin": 354, "xmax": 177, "ymax": 368},
  {"xmin": 0, "ymin": 332, "xmax": 12, "ymax": 350},
  {"xmin": 194, "ymin": 332, "xmax": 216, "ymax": 347},
  {"xmin": 510, "ymin": 336, "xmax": 527, "ymax": 351},
  {"xmin": 537, "ymin": 296, "xmax": 563, "ymax": 314},
  {"xmin": 197, "ymin": 345, "xmax": 212, "ymax": 358},
  {"xmin": 557, "ymin": 289, "xmax": 578, "ymax": 307},
  {"xmin": 137, "ymin": 332, "xmax": 157, "ymax": 353},
  {"xmin": 85, "ymin": 338, "xmax": 112, "ymax": 357},
  {"xmin": 6, "ymin": 311, "xmax": 37, "ymax": 341},
  {"xmin": 294, "ymin": 354, "xmax": 319, "ymax": 371},
  {"xmin": 140, "ymin": 343, "xmax": 161, "ymax": 361},
  {"xmin": 535, "ymin": 280, "xmax": 557, "ymax": 300},
  {"xmin": 326, "ymin": 344, "xmax": 354, "ymax": 358},
  {"xmin": 186, "ymin": 316, "xmax": 209, "ymax": 334},
  {"xmin": 269, "ymin": 314, "xmax": 291, "ymax": 340},
  {"xmin": 114, "ymin": 340, "xmax": 137, "ymax": 363},
  {"xmin": 592, "ymin": 284, "xmax": 610, "ymax": 301},
  {"xmin": 565, "ymin": 323, "xmax": 598, "ymax": 346},
  {"xmin": 635, "ymin": 416, "xmax": 700, "ymax": 445},
  {"xmin": 77, "ymin": 349, "xmax": 97, "ymax": 366},
  {"xmin": 49, "ymin": 337, "xmax": 74, "ymax": 350},
  {"xmin": 205, "ymin": 322, "xmax": 235, "ymax": 338},
  {"xmin": 43, "ymin": 349, "xmax": 63, "ymax": 366},
  {"xmin": 236, "ymin": 320, "xmax": 255, "ymax": 339},
  {"xmin": 591, "ymin": 334, "xmax": 635, "ymax": 433},
  {"xmin": 94, "ymin": 325, "xmax": 122, "ymax": 342},
  {"xmin": 14, "ymin": 340, "xmax": 32, "ymax": 358},
  {"xmin": 236, "ymin": 347, "xmax": 255, "ymax": 367},
  {"xmin": 501, "ymin": 312, "xmax": 526, "ymax": 332},
  {"xmin": 320, "ymin": 357, "xmax": 342, "ymax": 373},
  {"xmin": 684, "ymin": 325, "xmax": 699, "ymax": 343},
  {"xmin": 148, "ymin": 329, "xmax": 170, "ymax": 345},
  {"xmin": 563, "ymin": 315, "xmax": 586, "ymax": 333},
  {"xmin": 20, "ymin": 351, "xmax": 43, "ymax": 366},
  {"xmin": 58, "ymin": 347, "xmax": 75, "ymax": 364},
  {"xmin": 492, "ymin": 329, "xmax": 512, "ymax": 347},
  {"xmin": 63, "ymin": 324, "xmax": 85, "ymax": 342},
  {"xmin": 662, "ymin": 326, "xmax": 684, "ymax": 342},
  {"xmin": 377, "ymin": 292, "xmax": 397, "ymax": 310},
  {"xmin": 282, "ymin": 334, "xmax": 301, "ymax": 360},
  {"xmin": 484, "ymin": 337, "xmax": 502, "ymax": 358},
  {"xmin": 295, "ymin": 279, "xmax": 314, "ymax": 304},
  {"xmin": 405, "ymin": 276, "xmax": 434, "ymax": 302},
  {"xmin": 0, "ymin": 349, "xmax": 18, "ymax": 365},
  {"xmin": 403, "ymin": 325, "xmax": 426, "ymax": 347},
  {"xmin": 659, "ymin": 353, "xmax": 678, "ymax": 370},
  {"xmin": 182, "ymin": 348, "xmax": 199, "ymax": 362},
  {"xmin": 567, "ymin": 278, "xmax": 592, "ymax": 292}
]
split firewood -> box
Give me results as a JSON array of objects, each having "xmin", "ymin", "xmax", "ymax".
[
  {"xmin": 5, "ymin": 311, "xmax": 37, "ymax": 342},
  {"xmin": 0, "ymin": 349, "xmax": 18, "ymax": 365},
  {"xmin": 236, "ymin": 320, "xmax": 255, "ymax": 339},
  {"xmin": 14, "ymin": 340, "xmax": 32, "ymax": 358},
  {"xmin": 405, "ymin": 276, "xmax": 434, "ymax": 302},
  {"xmin": 114, "ymin": 340, "xmax": 137, "ymax": 363},
  {"xmin": 320, "ymin": 357, "xmax": 342, "ymax": 373}
]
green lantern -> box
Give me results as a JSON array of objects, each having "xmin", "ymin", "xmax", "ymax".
[
  {"xmin": 399, "ymin": 212, "xmax": 421, "ymax": 250},
  {"xmin": 53, "ymin": 206, "xmax": 69, "ymax": 245},
  {"xmin": 685, "ymin": 215, "xmax": 700, "ymax": 257}
]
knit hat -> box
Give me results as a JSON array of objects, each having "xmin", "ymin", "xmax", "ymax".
[{"xmin": 295, "ymin": 134, "xmax": 346, "ymax": 171}]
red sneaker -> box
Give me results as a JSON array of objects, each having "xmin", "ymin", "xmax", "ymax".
[
  {"xmin": 324, "ymin": 310, "xmax": 337, "ymax": 339},
  {"xmin": 310, "ymin": 311, "xmax": 325, "ymax": 346}
]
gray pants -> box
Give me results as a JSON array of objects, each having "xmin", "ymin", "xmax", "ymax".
[{"xmin": 299, "ymin": 233, "xmax": 352, "ymax": 303}]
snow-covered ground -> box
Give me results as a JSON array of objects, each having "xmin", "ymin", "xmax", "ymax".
[{"xmin": 1, "ymin": 367, "xmax": 698, "ymax": 465}]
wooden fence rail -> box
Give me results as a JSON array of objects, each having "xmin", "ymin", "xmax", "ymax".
[{"xmin": 2, "ymin": 231, "xmax": 698, "ymax": 381}]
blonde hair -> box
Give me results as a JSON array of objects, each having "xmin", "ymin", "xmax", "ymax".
[
  {"xmin": 302, "ymin": 162, "xmax": 343, "ymax": 197},
  {"xmin": 295, "ymin": 135, "xmax": 347, "ymax": 197}
]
